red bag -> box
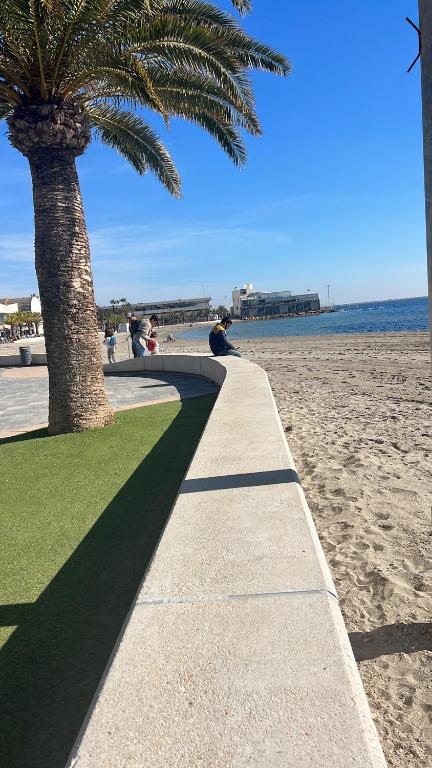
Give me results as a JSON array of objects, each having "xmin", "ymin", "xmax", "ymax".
[{"xmin": 146, "ymin": 338, "xmax": 156, "ymax": 352}]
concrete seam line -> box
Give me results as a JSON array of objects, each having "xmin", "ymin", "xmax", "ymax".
[{"xmin": 136, "ymin": 587, "xmax": 338, "ymax": 606}]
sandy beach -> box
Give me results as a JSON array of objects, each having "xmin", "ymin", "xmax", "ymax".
[
  {"xmin": 163, "ymin": 330, "xmax": 431, "ymax": 768},
  {"xmin": 2, "ymin": 329, "xmax": 431, "ymax": 766}
]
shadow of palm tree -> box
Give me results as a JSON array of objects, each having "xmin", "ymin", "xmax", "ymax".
[
  {"xmin": 350, "ymin": 622, "xmax": 432, "ymax": 662},
  {"xmin": 0, "ymin": 395, "xmax": 215, "ymax": 768},
  {"xmin": 0, "ymin": 427, "xmax": 49, "ymax": 445}
]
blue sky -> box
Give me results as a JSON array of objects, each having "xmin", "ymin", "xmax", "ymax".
[{"xmin": 0, "ymin": 0, "xmax": 428, "ymax": 306}]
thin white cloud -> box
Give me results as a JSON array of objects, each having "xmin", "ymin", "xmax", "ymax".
[
  {"xmin": 90, "ymin": 222, "xmax": 291, "ymax": 266},
  {"xmin": 0, "ymin": 220, "xmax": 293, "ymax": 305}
]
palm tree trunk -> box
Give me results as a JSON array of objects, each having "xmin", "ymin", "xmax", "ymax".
[
  {"xmin": 28, "ymin": 148, "xmax": 114, "ymax": 434},
  {"xmin": 418, "ymin": 0, "xmax": 432, "ymax": 364}
]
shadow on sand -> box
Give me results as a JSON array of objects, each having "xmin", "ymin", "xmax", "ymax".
[
  {"xmin": 350, "ymin": 622, "xmax": 432, "ymax": 662},
  {"xmin": 0, "ymin": 396, "xmax": 215, "ymax": 768}
]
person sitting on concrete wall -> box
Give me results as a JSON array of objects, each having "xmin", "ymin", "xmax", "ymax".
[{"xmin": 209, "ymin": 316, "xmax": 241, "ymax": 358}]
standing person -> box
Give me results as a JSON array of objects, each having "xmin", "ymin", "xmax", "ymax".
[
  {"xmin": 104, "ymin": 328, "xmax": 117, "ymax": 363},
  {"xmin": 129, "ymin": 313, "xmax": 140, "ymax": 358},
  {"xmin": 133, "ymin": 314, "xmax": 159, "ymax": 357},
  {"xmin": 209, "ymin": 316, "xmax": 241, "ymax": 357}
]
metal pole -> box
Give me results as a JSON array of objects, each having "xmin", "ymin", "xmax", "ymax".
[{"xmin": 418, "ymin": 0, "xmax": 432, "ymax": 363}]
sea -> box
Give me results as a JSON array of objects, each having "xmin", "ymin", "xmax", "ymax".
[{"xmin": 180, "ymin": 296, "xmax": 430, "ymax": 341}]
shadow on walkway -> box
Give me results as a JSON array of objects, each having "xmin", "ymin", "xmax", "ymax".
[
  {"xmin": 350, "ymin": 622, "xmax": 432, "ymax": 662},
  {"xmin": 0, "ymin": 396, "xmax": 215, "ymax": 768}
]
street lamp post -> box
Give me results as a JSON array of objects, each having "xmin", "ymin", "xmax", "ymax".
[{"xmin": 418, "ymin": 1, "xmax": 432, "ymax": 361}]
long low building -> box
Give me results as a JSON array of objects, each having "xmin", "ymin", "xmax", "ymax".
[
  {"xmin": 240, "ymin": 290, "xmax": 320, "ymax": 319},
  {"xmin": 98, "ymin": 297, "xmax": 211, "ymax": 324},
  {"xmin": 0, "ymin": 294, "xmax": 41, "ymax": 316},
  {"xmin": 0, "ymin": 294, "xmax": 43, "ymax": 338}
]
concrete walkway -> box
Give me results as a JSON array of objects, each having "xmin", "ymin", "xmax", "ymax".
[
  {"xmin": 0, "ymin": 368, "xmax": 218, "ymax": 436},
  {"xmin": 68, "ymin": 354, "xmax": 387, "ymax": 768}
]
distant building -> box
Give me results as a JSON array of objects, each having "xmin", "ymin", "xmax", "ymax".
[
  {"xmin": 234, "ymin": 287, "xmax": 320, "ymax": 319},
  {"xmin": 0, "ymin": 294, "xmax": 41, "ymax": 315},
  {"xmin": 232, "ymin": 284, "xmax": 253, "ymax": 318},
  {"xmin": 0, "ymin": 294, "xmax": 43, "ymax": 337},
  {"xmin": 98, "ymin": 296, "xmax": 212, "ymax": 324}
]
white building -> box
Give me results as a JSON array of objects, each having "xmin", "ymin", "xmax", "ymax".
[
  {"xmin": 0, "ymin": 294, "xmax": 41, "ymax": 315},
  {"xmin": 232, "ymin": 283, "xmax": 253, "ymax": 318},
  {"xmin": 231, "ymin": 285, "xmax": 321, "ymax": 319},
  {"xmin": 0, "ymin": 294, "xmax": 43, "ymax": 337}
]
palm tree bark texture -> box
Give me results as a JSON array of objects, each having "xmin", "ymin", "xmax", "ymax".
[{"xmin": 9, "ymin": 103, "xmax": 113, "ymax": 434}]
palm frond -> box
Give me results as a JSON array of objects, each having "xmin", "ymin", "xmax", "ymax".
[
  {"xmin": 0, "ymin": 101, "xmax": 14, "ymax": 118},
  {"xmin": 0, "ymin": 0, "xmax": 289, "ymax": 194},
  {"xmin": 182, "ymin": 110, "xmax": 247, "ymax": 165},
  {"xmin": 145, "ymin": 67, "xmax": 261, "ymax": 134},
  {"xmin": 88, "ymin": 103, "xmax": 181, "ymax": 196},
  {"xmin": 230, "ymin": 0, "xmax": 251, "ymax": 13},
  {"xmin": 50, "ymin": 0, "xmax": 113, "ymax": 92}
]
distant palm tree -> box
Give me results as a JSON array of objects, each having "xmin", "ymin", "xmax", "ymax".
[
  {"xmin": 0, "ymin": 0, "xmax": 289, "ymax": 434},
  {"xmin": 7, "ymin": 310, "xmax": 41, "ymax": 336}
]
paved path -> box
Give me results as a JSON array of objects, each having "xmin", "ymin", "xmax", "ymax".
[{"xmin": 0, "ymin": 369, "xmax": 217, "ymax": 436}]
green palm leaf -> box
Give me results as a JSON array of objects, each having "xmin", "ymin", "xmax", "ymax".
[
  {"xmin": 0, "ymin": 102, "xmax": 13, "ymax": 118},
  {"xmin": 0, "ymin": 0, "xmax": 289, "ymax": 193},
  {"xmin": 230, "ymin": 0, "xmax": 251, "ymax": 13},
  {"xmin": 88, "ymin": 102, "xmax": 181, "ymax": 195}
]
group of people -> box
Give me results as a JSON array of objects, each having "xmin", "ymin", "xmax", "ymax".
[
  {"xmin": 128, "ymin": 313, "xmax": 160, "ymax": 358},
  {"xmin": 103, "ymin": 313, "xmax": 160, "ymax": 363},
  {"xmin": 104, "ymin": 313, "xmax": 241, "ymax": 364}
]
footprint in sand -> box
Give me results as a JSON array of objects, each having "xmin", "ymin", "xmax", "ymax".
[
  {"xmin": 389, "ymin": 487, "xmax": 419, "ymax": 500},
  {"xmin": 344, "ymin": 454, "xmax": 362, "ymax": 468},
  {"xmin": 331, "ymin": 487, "xmax": 347, "ymax": 498}
]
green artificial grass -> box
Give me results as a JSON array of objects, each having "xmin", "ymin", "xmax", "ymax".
[{"xmin": 0, "ymin": 396, "xmax": 215, "ymax": 768}]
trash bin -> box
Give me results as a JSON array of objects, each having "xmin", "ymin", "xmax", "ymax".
[{"xmin": 19, "ymin": 346, "xmax": 32, "ymax": 366}]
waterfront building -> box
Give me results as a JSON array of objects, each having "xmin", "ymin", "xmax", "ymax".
[
  {"xmin": 239, "ymin": 289, "xmax": 320, "ymax": 319},
  {"xmin": 232, "ymin": 284, "xmax": 253, "ymax": 318},
  {"xmin": 98, "ymin": 296, "xmax": 212, "ymax": 325}
]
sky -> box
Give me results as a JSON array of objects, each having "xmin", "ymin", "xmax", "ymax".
[{"xmin": 0, "ymin": 0, "xmax": 428, "ymax": 307}]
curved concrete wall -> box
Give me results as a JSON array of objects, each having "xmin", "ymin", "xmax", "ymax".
[
  {"xmin": 68, "ymin": 354, "xmax": 387, "ymax": 766},
  {"xmin": 0, "ymin": 352, "xmax": 47, "ymax": 366}
]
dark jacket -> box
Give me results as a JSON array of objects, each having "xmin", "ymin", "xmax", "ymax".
[
  {"xmin": 209, "ymin": 323, "xmax": 235, "ymax": 355},
  {"xmin": 129, "ymin": 318, "xmax": 140, "ymax": 337}
]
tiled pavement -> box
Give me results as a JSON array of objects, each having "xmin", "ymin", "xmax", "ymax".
[{"xmin": 0, "ymin": 370, "xmax": 218, "ymax": 436}]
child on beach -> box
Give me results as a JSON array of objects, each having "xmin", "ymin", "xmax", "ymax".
[
  {"xmin": 104, "ymin": 329, "xmax": 117, "ymax": 363},
  {"xmin": 147, "ymin": 331, "xmax": 160, "ymax": 355}
]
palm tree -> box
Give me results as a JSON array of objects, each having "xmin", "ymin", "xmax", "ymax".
[
  {"xmin": 0, "ymin": 0, "xmax": 289, "ymax": 434},
  {"xmin": 7, "ymin": 310, "xmax": 41, "ymax": 336}
]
